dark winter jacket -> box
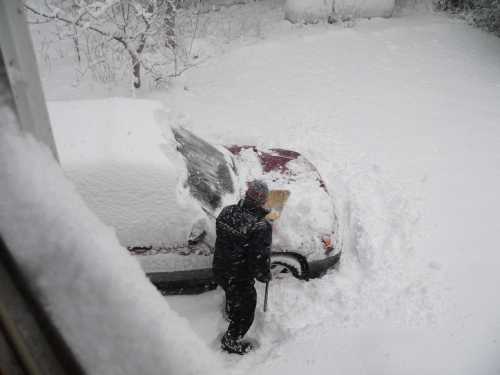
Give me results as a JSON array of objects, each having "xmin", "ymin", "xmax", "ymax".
[{"xmin": 212, "ymin": 199, "xmax": 272, "ymax": 283}]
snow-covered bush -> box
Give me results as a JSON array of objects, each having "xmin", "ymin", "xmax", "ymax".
[
  {"xmin": 464, "ymin": 0, "xmax": 500, "ymax": 35},
  {"xmin": 434, "ymin": 0, "xmax": 463, "ymax": 8},
  {"xmin": 24, "ymin": 0, "xmax": 180, "ymax": 88},
  {"xmin": 435, "ymin": 0, "xmax": 500, "ymax": 36}
]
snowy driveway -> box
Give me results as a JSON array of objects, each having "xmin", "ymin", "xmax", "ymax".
[{"xmin": 162, "ymin": 14, "xmax": 500, "ymax": 374}]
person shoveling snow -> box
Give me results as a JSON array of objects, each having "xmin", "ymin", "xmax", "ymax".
[{"xmin": 212, "ymin": 180, "xmax": 274, "ymax": 355}]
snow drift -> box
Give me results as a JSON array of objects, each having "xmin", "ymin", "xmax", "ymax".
[{"xmin": 0, "ymin": 114, "xmax": 221, "ymax": 374}]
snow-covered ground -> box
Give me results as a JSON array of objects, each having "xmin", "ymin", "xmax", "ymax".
[
  {"xmin": 159, "ymin": 12, "xmax": 500, "ymax": 374},
  {"xmin": 147, "ymin": 13, "xmax": 500, "ymax": 374},
  {"xmin": 13, "ymin": 3, "xmax": 500, "ymax": 374}
]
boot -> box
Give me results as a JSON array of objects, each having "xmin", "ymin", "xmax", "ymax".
[{"xmin": 221, "ymin": 333, "xmax": 253, "ymax": 355}]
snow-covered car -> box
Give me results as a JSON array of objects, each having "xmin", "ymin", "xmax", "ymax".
[{"xmin": 50, "ymin": 99, "xmax": 342, "ymax": 294}]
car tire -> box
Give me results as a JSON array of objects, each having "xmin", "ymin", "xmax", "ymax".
[
  {"xmin": 271, "ymin": 261, "xmax": 300, "ymax": 279},
  {"xmin": 270, "ymin": 252, "xmax": 309, "ymax": 280}
]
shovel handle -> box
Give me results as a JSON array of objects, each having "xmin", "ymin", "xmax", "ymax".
[{"xmin": 263, "ymin": 281, "xmax": 269, "ymax": 312}]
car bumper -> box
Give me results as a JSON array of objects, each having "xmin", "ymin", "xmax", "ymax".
[{"xmin": 147, "ymin": 251, "xmax": 341, "ymax": 295}]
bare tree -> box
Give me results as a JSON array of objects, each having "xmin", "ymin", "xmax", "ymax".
[
  {"xmin": 25, "ymin": 0, "xmax": 179, "ymax": 88},
  {"xmin": 165, "ymin": 0, "xmax": 178, "ymax": 49}
]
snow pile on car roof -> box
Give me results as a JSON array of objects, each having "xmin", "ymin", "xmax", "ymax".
[
  {"xmin": 48, "ymin": 99, "xmax": 203, "ymax": 249},
  {"xmin": 0, "ymin": 122, "xmax": 221, "ymax": 374}
]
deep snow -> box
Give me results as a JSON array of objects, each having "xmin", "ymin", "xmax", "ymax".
[
  {"xmin": 21, "ymin": 4, "xmax": 500, "ymax": 375},
  {"xmin": 158, "ymin": 12, "xmax": 500, "ymax": 375}
]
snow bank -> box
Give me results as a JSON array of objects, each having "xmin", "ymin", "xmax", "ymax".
[{"xmin": 0, "ymin": 117, "xmax": 221, "ymax": 374}]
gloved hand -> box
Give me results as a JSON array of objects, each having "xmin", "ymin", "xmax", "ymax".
[
  {"xmin": 265, "ymin": 210, "xmax": 280, "ymax": 222},
  {"xmin": 256, "ymin": 270, "xmax": 271, "ymax": 283}
]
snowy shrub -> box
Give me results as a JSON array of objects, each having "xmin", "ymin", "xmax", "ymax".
[
  {"xmin": 435, "ymin": 0, "xmax": 500, "ymax": 36},
  {"xmin": 466, "ymin": 0, "xmax": 500, "ymax": 35},
  {"xmin": 24, "ymin": 0, "xmax": 182, "ymax": 89}
]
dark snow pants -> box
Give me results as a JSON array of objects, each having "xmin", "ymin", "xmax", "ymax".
[{"xmin": 217, "ymin": 277, "xmax": 257, "ymax": 340}]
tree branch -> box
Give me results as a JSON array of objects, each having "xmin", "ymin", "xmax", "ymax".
[{"xmin": 24, "ymin": 4, "xmax": 128, "ymax": 48}]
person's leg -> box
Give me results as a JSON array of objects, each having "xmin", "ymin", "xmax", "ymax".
[
  {"xmin": 215, "ymin": 275, "xmax": 230, "ymax": 320},
  {"xmin": 221, "ymin": 280, "xmax": 257, "ymax": 354},
  {"xmin": 230, "ymin": 281, "xmax": 256, "ymax": 339}
]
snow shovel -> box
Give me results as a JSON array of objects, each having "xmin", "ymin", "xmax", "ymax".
[{"xmin": 264, "ymin": 189, "xmax": 291, "ymax": 222}]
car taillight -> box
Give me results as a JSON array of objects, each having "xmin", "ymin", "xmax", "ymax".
[{"xmin": 321, "ymin": 236, "xmax": 334, "ymax": 255}]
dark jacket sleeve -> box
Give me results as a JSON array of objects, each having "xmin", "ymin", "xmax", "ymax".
[{"xmin": 248, "ymin": 219, "xmax": 272, "ymax": 283}]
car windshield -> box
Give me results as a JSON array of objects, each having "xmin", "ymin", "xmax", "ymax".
[{"xmin": 172, "ymin": 126, "xmax": 235, "ymax": 211}]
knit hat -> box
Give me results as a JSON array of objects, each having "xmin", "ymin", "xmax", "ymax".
[{"xmin": 245, "ymin": 180, "xmax": 269, "ymax": 207}]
